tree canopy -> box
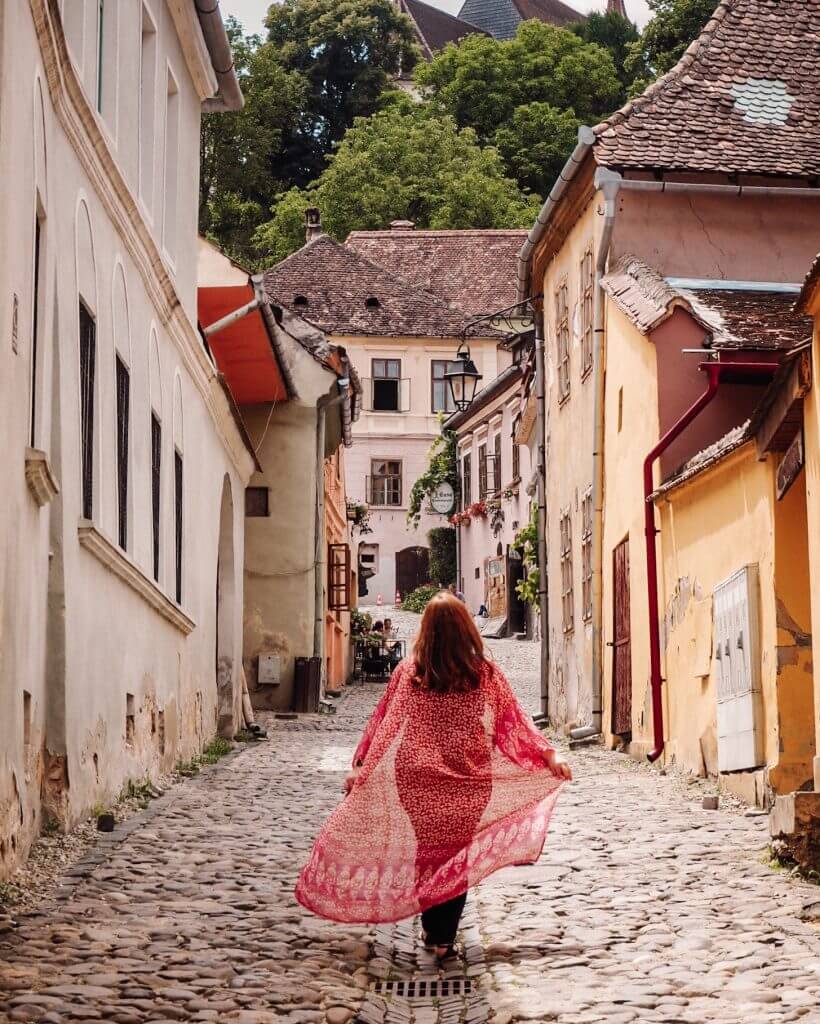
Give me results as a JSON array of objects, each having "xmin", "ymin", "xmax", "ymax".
[
  {"xmin": 199, "ymin": 1, "xmax": 715, "ymax": 267},
  {"xmin": 625, "ymin": 0, "xmax": 717, "ymax": 94},
  {"xmin": 253, "ymin": 102, "xmax": 541, "ymax": 265}
]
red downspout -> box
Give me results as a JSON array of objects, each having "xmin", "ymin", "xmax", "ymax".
[{"xmin": 644, "ymin": 360, "xmax": 777, "ymax": 763}]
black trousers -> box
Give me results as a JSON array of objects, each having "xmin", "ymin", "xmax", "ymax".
[{"xmin": 421, "ymin": 891, "xmax": 467, "ymax": 946}]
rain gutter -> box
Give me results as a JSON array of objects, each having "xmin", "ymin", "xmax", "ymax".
[
  {"xmin": 643, "ymin": 360, "xmax": 776, "ymax": 763},
  {"xmin": 516, "ymin": 126, "xmax": 597, "ymax": 303},
  {"xmin": 194, "ymin": 1, "xmax": 244, "ymax": 112}
]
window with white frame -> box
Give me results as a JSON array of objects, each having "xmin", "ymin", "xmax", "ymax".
[
  {"xmin": 431, "ymin": 359, "xmax": 456, "ymax": 414},
  {"xmin": 560, "ymin": 508, "xmax": 574, "ymax": 633},
  {"xmin": 368, "ymin": 460, "xmax": 401, "ymax": 506},
  {"xmin": 556, "ymin": 281, "xmax": 570, "ymax": 403},
  {"xmin": 580, "ymin": 248, "xmax": 594, "ymax": 377},
  {"xmin": 30, "ymin": 215, "xmax": 44, "ymax": 447},
  {"xmin": 139, "ymin": 5, "xmax": 157, "ymax": 212},
  {"xmin": 581, "ymin": 488, "xmax": 593, "ymax": 623},
  {"xmin": 162, "ymin": 70, "xmax": 179, "ymax": 261}
]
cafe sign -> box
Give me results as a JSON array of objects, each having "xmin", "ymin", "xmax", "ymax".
[{"xmin": 776, "ymin": 431, "xmax": 804, "ymax": 501}]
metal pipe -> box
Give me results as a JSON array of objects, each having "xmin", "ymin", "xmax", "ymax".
[
  {"xmin": 533, "ymin": 308, "xmax": 549, "ymax": 718},
  {"xmin": 516, "ymin": 126, "xmax": 597, "ymax": 302},
  {"xmin": 194, "ymin": 1, "xmax": 244, "ymax": 112},
  {"xmin": 643, "ymin": 359, "xmax": 777, "ymax": 762},
  {"xmin": 572, "ymin": 168, "xmax": 621, "ymax": 742},
  {"xmin": 615, "ymin": 180, "xmax": 820, "ymax": 200},
  {"xmin": 203, "ymin": 297, "xmax": 259, "ymax": 337},
  {"xmin": 314, "ymin": 384, "xmax": 350, "ymax": 675}
]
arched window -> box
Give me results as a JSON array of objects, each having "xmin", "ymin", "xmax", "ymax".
[
  {"xmin": 148, "ymin": 328, "xmax": 163, "ymax": 583},
  {"xmin": 76, "ymin": 197, "xmax": 98, "ymax": 522},
  {"xmin": 31, "ymin": 78, "xmax": 48, "ymax": 450},
  {"xmin": 112, "ymin": 262, "xmax": 131, "ymax": 551},
  {"xmin": 172, "ymin": 374, "xmax": 184, "ymax": 603}
]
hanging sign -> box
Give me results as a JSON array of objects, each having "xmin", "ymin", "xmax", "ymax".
[{"xmin": 430, "ymin": 482, "xmax": 455, "ymax": 514}]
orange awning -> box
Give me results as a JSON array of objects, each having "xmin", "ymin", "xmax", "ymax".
[{"xmin": 198, "ymin": 284, "xmax": 288, "ymax": 405}]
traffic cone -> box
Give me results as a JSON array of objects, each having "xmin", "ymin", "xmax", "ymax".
[
  {"xmin": 377, "ymin": 593, "xmax": 383, "ymax": 607},
  {"xmin": 395, "ymin": 591, "xmax": 401, "ymax": 606}
]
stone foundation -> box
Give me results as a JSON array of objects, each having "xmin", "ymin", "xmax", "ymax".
[{"xmin": 770, "ymin": 791, "xmax": 820, "ymax": 872}]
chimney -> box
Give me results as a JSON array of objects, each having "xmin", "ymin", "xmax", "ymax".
[
  {"xmin": 390, "ymin": 219, "xmax": 415, "ymax": 231},
  {"xmin": 305, "ymin": 207, "xmax": 323, "ymax": 242}
]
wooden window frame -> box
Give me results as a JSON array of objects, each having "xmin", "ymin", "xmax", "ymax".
[
  {"xmin": 431, "ymin": 359, "xmax": 456, "ymax": 414},
  {"xmin": 371, "ymin": 358, "xmax": 402, "ymax": 413},
  {"xmin": 580, "ymin": 248, "xmax": 594, "ymax": 379},
  {"xmin": 174, "ymin": 447, "xmax": 183, "ymax": 604},
  {"xmin": 478, "ymin": 443, "xmax": 488, "ymax": 500},
  {"xmin": 560, "ymin": 508, "xmax": 574, "ymax": 634},
  {"xmin": 556, "ymin": 280, "xmax": 570, "ymax": 404},
  {"xmin": 462, "ymin": 452, "xmax": 472, "ymax": 508},
  {"xmin": 511, "ymin": 416, "xmax": 521, "ymax": 481},
  {"xmin": 151, "ymin": 412, "xmax": 161, "ymax": 582},
  {"xmin": 492, "ymin": 431, "xmax": 502, "ymax": 494},
  {"xmin": 581, "ymin": 488, "xmax": 593, "ymax": 623},
  {"xmin": 368, "ymin": 458, "xmax": 402, "ymax": 507},
  {"xmin": 328, "ymin": 543, "xmax": 351, "ymax": 611}
]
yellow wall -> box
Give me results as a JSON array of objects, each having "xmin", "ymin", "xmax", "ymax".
[
  {"xmin": 800, "ymin": 281, "xmax": 820, "ymax": 790},
  {"xmin": 656, "ymin": 445, "xmax": 793, "ymax": 790},
  {"xmin": 771, "ymin": 471, "xmax": 815, "ymax": 793},
  {"xmin": 324, "ymin": 447, "xmax": 353, "ymax": 690},
  {"xmin": 540, "ymin": 200, "xmax": 601, "ymax": 727},
  {"xmin": 600, "ymin": 305, "xmax": 659, "ymax": 754}
]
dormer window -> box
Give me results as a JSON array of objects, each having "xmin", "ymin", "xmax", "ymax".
[
  {"xmin": 365, "ymin": 296, "xmax": 380, "ymax": 310},
  {"xmin": 294, "ymin": 294, "xmax": 309, "ymax": 309}
]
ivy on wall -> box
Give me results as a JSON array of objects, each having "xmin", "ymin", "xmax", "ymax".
[{"xmin": 407, "ymin": 428, "xmax": 460, "ymax": 528}]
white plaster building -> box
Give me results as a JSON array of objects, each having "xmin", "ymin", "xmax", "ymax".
[{"xmin": 0, "ymin": 0, "xmax": 253, "ymax": 877}]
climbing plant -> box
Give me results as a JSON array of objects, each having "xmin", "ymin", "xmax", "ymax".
[
  {"xmin": 407, "ymin": 428, "xmax": 459, "ymax": 528},
  {"xmin": 512, "ymin": 505, "xmax": 540, "ymax": 608}
]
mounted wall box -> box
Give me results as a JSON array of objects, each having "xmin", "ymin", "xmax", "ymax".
[
  {"xmin": 257, "ymin": 652, "xmax": 281, "ymax": 685},
  {"xmin": 712, "ymin": 564, "xmax": 764, "ymax": 772}
]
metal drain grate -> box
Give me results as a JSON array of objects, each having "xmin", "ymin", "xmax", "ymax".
[{"xmin": 374, "ymin": 977, "xmax": 473, "ymax": 998}]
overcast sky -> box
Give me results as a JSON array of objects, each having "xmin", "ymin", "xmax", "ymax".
[{"xmin": 220, "ymin": 0, "xmax": 652, "ymax": 39}]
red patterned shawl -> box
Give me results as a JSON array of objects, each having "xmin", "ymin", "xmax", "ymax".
[{"xmin": 296, "ymin": 659, "xmax": 565, "ymax": 923}]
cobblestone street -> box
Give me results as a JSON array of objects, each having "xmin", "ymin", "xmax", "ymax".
[{"xmin": 1, "ymin": 618, "xmax": 819, "ymax": 1024}]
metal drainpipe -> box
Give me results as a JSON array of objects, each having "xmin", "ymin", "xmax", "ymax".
[
  {"xmin": 571, "ymin": 169, "xmax": 621, "ymax": 742},
  {"xmin": 533, "ymin": 308, "xmax": 550, "ymax": 718},
  {"xmin": 644, "ymin": 359, "xmax": 777, "ymax": 762},
  {"xmin": 314, "ymin": 384, "xmax": 350, "ymax": 675}
]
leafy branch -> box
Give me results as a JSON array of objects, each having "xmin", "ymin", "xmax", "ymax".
[{"xmin": 407, "ymin": 428, "xmax": 460, "ymax": 528}]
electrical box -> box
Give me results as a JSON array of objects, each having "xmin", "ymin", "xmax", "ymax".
[
  {"xmin": 712, "ymin": 565, "xmax": 764, "ymax": 772},
  {"xmin": 257, "ymin": 652, "xmax": 281, "ymax": 686}
]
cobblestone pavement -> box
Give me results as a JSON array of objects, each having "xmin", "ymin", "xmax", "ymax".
[{"xmin": 1, "ymin": 619, "xmax": 818, "ymax": 1023}]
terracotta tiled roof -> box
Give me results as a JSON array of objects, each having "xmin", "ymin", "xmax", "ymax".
[
  {"xmin": 513, "ymin": 0, "xmax": 585, "ymax": 27},
  {"xmin": 602, "ymin": 254, "xmax": 812, "ymax": 349},
  {"xmin": 593, "ymin": 0, "xmax": 820, "ymax": 178},
  {"xmin": 262, "ymin": 234, "xmax": 472, "ymax": 338},
  {"xmin": 346, "ymin": 228, "xmax": 529, "ymax": 317},
  {"xmin": 399, "ymin": 0, "xmax": 487, "ymax": 59}
]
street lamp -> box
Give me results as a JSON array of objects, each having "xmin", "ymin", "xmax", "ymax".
[{"xmin": 445, "ymin": 341, "xmax": 483, "ymax": 412}]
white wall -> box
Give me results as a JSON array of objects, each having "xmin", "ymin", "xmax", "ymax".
[{"xmin": 0, "ymin": 0, "xmax": 251, "ymax": 878}]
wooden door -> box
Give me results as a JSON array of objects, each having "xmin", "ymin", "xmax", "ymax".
[
  {"xmin": 611, "ymin": 538, "xmax": 632, "ymax": 736},
  {"xmin": 395, "ymin": 546, "xmax": 429, "ymax": 599}
]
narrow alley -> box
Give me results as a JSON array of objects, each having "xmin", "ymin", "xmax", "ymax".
[{"xmin": 1, "ymin": 619, "xmax": 818, "ymax": 1024}]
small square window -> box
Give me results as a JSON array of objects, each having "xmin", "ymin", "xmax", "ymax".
[{"xmin": 245, "ymin": 487, "xmax": 270, "ymax": 517}]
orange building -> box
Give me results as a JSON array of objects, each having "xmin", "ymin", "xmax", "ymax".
[{"xmin": 324, "ymin": 448, "xmax": 355, "ymax": 692}]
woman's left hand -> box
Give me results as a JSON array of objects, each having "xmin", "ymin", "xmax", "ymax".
[{"xmin": 544, "ymin": 749, "xmax": 572, "ymax": 781}]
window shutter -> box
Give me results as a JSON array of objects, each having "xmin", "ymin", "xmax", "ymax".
[{"xmin": 328, "ymin": 543, "xmax": 351, "ymax": 611}]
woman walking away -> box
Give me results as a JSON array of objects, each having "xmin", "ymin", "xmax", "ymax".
[{"xmin": 295, "ymin": 592, "xmax": 571, "ymax": 957}]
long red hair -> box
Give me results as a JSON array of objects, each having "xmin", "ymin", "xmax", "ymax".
[{"xmin": 413, "ymin": 591, "xmax": 487, "ymax": 693}]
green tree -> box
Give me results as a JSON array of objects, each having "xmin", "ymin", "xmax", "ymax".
[
  {"xmin": 265, "ymin": 0, "xmax": 419, "ymax": 186},
  {"xmin": 625, "ymin": 0, "xmax": 716, "ymax": 93},
  {"xmin": 494, "ymin": 103, "xmax": 580, "ymax": 199},
  {"xmin": 416, "ymin": 20, "xmax": 621, "ymax": 141},
  {"xmin": 254, "ymin": 104, "xmax": 541, "ymax": 263},
  {"xmin": 571, "ymin": 10, "xmax": 640, "ymax": 94},
  {"xmin": 199, "ymin": 19, "xmax": 305, "ymax": 264}
]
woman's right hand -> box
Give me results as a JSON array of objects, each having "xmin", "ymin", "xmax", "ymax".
[{"xmin": 343, "ymin": 767, "xmax": 361, "ymax": 794}]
